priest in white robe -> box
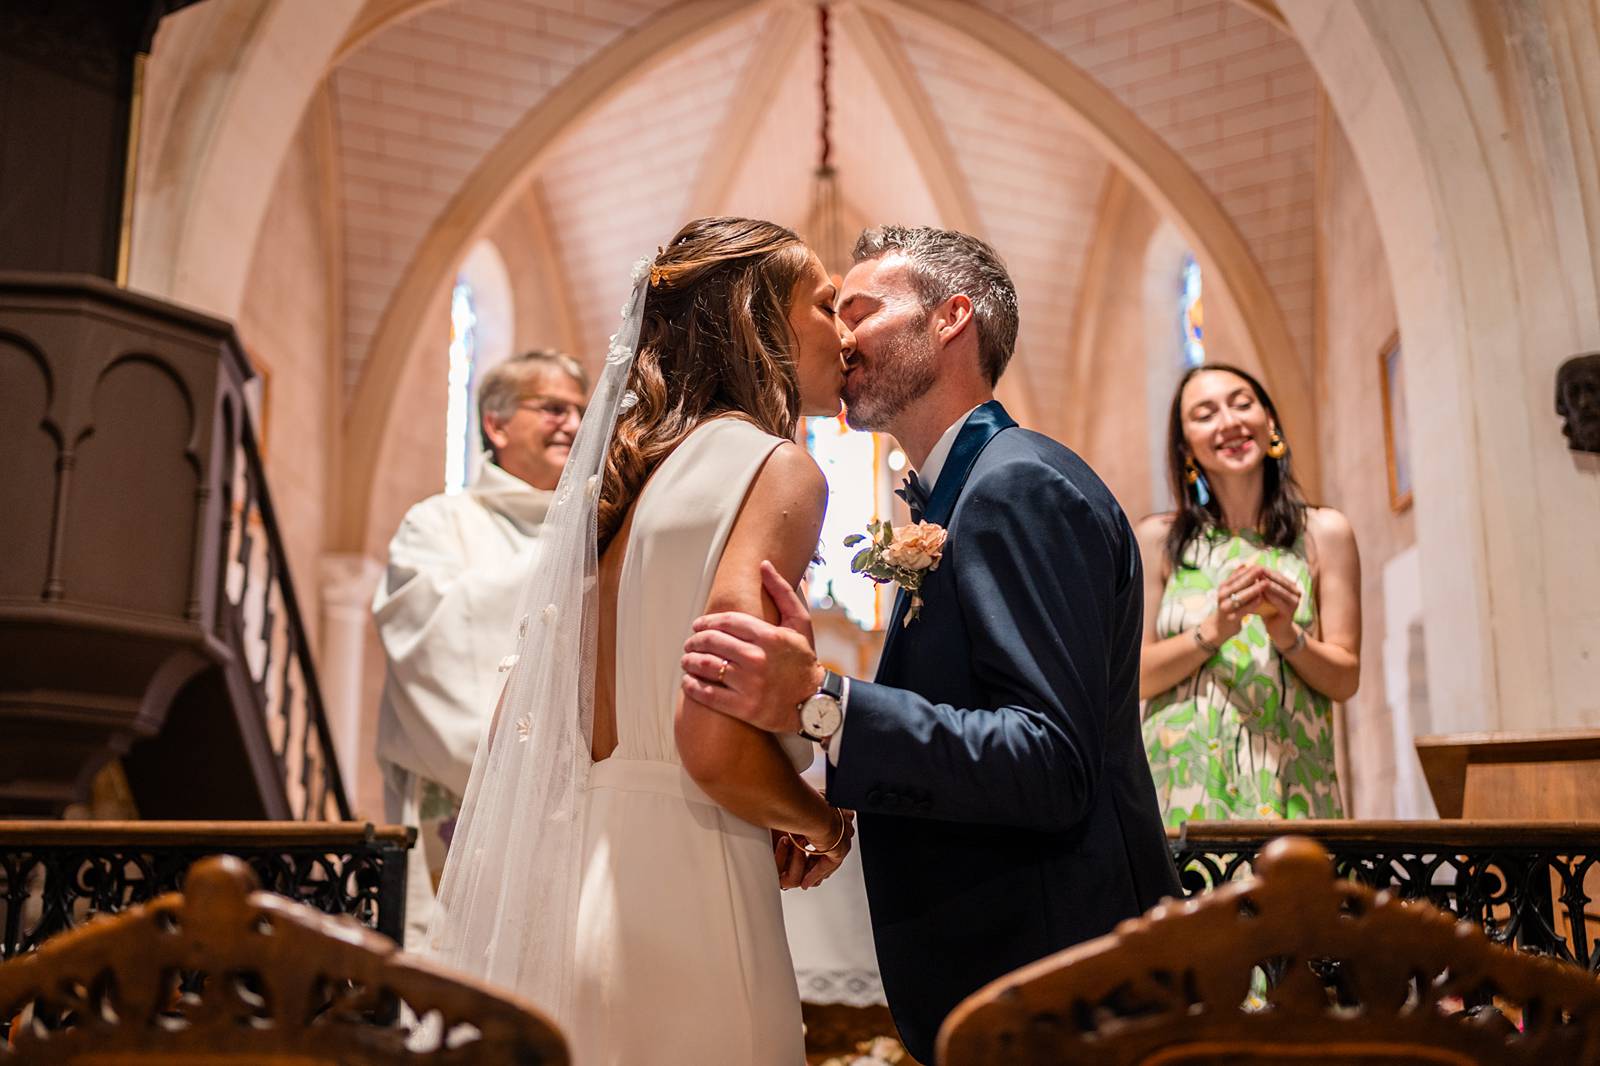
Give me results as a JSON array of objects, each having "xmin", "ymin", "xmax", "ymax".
[{"xmin": 372, "ymin": 349, "xmax": 588, "ymax": 947}]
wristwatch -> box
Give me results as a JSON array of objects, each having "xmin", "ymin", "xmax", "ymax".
[{"xmin": 798, "ymin": 669, "xmax": 845, "ymax": 744}]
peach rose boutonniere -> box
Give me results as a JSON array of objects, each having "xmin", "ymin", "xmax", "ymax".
[{"xmin": 844, "ymin": 519, "xmax": 948, "ymax": 627}]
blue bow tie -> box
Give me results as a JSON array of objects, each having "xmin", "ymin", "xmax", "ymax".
[{"xmin": 895, "ymin": 471, "xmax": 931, "ymax": 521}]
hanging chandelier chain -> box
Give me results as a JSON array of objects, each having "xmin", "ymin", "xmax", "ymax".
[{"xmin": 817, "ymin": 2, "xmax": 833, "ymax": 173}]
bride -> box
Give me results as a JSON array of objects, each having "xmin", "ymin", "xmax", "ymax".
[{"xmin": 426, "ymin": 217, "xmax": 857, "ymax": 1065}]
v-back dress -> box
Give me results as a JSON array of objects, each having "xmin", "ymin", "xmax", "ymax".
[{"xmin": 571, "ymin": 418, "xmax": 812, "ymax": 1065}]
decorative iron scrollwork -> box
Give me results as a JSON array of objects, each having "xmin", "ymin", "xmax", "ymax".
[
  {"xmin": 1172, "ymin": 826, "xmax": 1600, "ymax": 974},
  {"xmin": 0, "ymin": 836, "xmax": 408, "ymax": 961}
]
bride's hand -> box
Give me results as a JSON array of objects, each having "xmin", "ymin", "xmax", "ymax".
[
  {"xmin": 774, "ymin": 831, "xmax": 809, "ymax": 889},
  {"xmin": 793, "ymin": 810, "xmax": 854, "ymax": 889}
]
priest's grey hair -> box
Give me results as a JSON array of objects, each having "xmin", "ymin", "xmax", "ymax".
[
  {"xmin": 852, "ymin": 225, "xmax": 1020, "ymax": 385},
  {"xmin": 478, "ymin": 349, "xmax": 589, "ymax": 449}
]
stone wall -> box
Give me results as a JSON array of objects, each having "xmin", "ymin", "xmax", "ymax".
[
  {"xmin": 1313, "ymin": 102, "xmax": 1417, "ymax": 816},
  {"xmin": 237, "ymin": 117, "xmax": 334, "ymax": 650}
]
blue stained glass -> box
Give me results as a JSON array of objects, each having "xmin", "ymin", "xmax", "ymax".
[{"xmin": 1180, "ymin": 253, "xmax": 1206, "ymax": 368}]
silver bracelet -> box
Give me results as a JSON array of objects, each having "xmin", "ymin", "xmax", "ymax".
[
  {"xmin": 1192, "ymin": 628, "xmax": 1221, "ymax": 656},
  {"xmin": 1277, "ymin": 626, "xmax": 1307, "ymax": 656}
]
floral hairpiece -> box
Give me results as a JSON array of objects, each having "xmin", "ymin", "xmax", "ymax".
[{"xmin": 630, "ymin": 247, "xmax": 669, "ymax": 289}]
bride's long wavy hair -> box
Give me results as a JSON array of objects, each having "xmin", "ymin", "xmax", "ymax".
[{"xmin": 598, "ymin": 217, "xmax": 811, "ymax": 553}]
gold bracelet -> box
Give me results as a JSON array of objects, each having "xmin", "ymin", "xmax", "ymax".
[
  {"xmin": 791, "ymin": 808, "xmax": 846, "ymax": 856},
  {"xmin": 1193, "ymin": 628, "xmax": 1221, "ymax": 656}
]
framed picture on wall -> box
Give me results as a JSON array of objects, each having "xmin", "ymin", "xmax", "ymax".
[{"xmin": 1378, "ymin": 332, "xmax": 1412, "ymax": 512}]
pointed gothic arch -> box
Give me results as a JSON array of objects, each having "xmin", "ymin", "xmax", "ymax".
[{"xmin": 335, "ymin": 0, "xmax": 1320, "ymax": 551}]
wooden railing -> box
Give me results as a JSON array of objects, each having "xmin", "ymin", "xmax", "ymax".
[
  {"xmin": 0, "ymin": 821, "xmax": 411, "ymax": 960},
  {"xmin": 214, "ymin": 414, "xmax": 350, "ymax": 821},
  {"xmin": 1170, "ymin": 820, "xmax": 1600, "ymax": 973}
]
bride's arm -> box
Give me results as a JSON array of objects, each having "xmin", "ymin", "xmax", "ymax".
[{"xmin": 675, "ymin": 441, "xmax": 841, "ymax": 846}]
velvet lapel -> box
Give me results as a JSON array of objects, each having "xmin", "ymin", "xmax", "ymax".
[{"xmin": 876, "ymin": 400, "xmax": 1018, "ymax": 670}]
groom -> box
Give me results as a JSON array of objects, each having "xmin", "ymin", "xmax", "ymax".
[{"xmin": 681, "ymin": 226, "xmax": 1180, "ymax": 1062}]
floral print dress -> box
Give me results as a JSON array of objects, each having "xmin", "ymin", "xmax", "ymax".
[{"xmin": 1142, "ymin": 529, "xmax": 1343, "ymax": 826}]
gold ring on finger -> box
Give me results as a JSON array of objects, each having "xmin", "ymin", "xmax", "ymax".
[
  {"xmin": 717, "ymin": 659, "xmax": 730, "ymax": 684},
  {"xmin": 1230, "ymin": 593, "xmax": 1241, "ymax": 610}
]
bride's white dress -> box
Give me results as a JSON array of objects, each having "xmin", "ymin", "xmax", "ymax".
[{"xmin": 571, "ymin": 418, "xmax": 812, "ymax": 1065}]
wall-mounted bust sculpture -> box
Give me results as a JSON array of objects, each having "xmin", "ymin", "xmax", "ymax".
[{"xmin": 1556, "ymin": 353, "xmax": 1600, "ymax": 454}]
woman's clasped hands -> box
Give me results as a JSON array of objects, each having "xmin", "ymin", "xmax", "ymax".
[{"xmin": 1206, "ymin": 563, "xmax": 1303, "ymax": 647}]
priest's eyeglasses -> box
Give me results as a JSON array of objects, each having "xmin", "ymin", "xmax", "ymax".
[{"xmin": 518, "ymin": 397, "xmax": 586, "ymax": 423}]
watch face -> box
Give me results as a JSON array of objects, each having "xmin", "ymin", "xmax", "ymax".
[{"xmin": 801, "ymin": 694, "xmax": 842, "ymax": 737}]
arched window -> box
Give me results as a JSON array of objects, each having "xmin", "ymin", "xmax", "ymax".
[
  {"xmin": 804, "ymin": 415, "xmax": 891, "ymax": 630},
  {"xmin": 1180, "ymin": 252, "xmax": 1206, "ymax": 368},
  {"xmin": 1143, "ymin": 226, "xmax": 1205, "ymax": 512},
  {"xmin": 444, "ymin": 278, "xmax": 478, "ymax": 495},
  {"xmin": 443, "ymin": 240, "xmax": 515, "ymax": 494}
]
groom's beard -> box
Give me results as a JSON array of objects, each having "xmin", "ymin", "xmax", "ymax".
[{"xmin": 844, "ymin": 327, "xmax": 938, "ymax": 433}]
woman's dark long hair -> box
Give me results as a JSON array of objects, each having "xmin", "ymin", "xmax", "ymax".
[
  {"xmin": 1164, "ymin": 363, "xmax": 1308, "ymax": 568},
  {"xmin": 597, "ymin": 217, "xmax": 811, "ymax": 554}
]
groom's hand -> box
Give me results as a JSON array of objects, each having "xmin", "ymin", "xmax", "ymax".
[{"xmin": 681, "ymin": 561, "xmax": 822, "ymax": 733}]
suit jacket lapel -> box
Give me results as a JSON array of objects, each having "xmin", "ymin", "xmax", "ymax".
[
  {"xmin": 921, "ymin": 401, "xmax": 1017, "ymax": 529},
  {"xmin": 876, "ymin": 400, "xmax": 1018, "ymax": 672}
]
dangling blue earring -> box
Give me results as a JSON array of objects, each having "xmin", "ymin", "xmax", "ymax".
[{"xmin": 1184, "ymin": 456, "xmax": 1211, "ymax": 507}]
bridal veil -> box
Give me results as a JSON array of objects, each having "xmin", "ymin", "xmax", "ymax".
[{"xmin": 424, "ymin": 262, "xmax": 649, "ymax": 1026}]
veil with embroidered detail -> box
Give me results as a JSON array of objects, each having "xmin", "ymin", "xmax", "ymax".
[{"xmin": 422, "ymin": 264, "xmax": 648, "ymax": 1026}]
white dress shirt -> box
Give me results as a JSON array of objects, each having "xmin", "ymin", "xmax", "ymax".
[{"xmin": 826, "ymin": 407, "xmax": 980, "ymax": 765}]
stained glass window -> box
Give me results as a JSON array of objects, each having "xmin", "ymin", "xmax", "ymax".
[
  {"xmin": 804, "ymin": 415, "xmax": 888, "ymax": 630},
  {"xmin": 444, "ymin": 277, "xmax": 478, "ymax": 495},
  {"xmin": 1180, "ymin": 252, "xmax": 1205, "ymax": 367}
]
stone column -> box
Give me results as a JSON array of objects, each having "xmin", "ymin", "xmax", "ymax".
[
  {"xmin": 319, "ymin": 554, "xmax": 384, "ymax": 807},
  {"xmin": 1284, "ymin": 0, "xmax": 1600, "ymax": 734}
]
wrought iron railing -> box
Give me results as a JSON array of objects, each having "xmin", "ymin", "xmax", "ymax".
[
  {"xmin": 214, "ymin": 413, "xmax": 349, "ymax": 820},
  {"xmin": 1171, "ymin": 820, "xmax": 1600, "ymax": 974},
  {"xmin": 0, "ymin": 821, "xmax": 411, "ymax": 960}
]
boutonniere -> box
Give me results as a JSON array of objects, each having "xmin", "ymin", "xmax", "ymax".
[{"xmin": 844, "ymin": 520, "xmax": 948, "ymax": 627}]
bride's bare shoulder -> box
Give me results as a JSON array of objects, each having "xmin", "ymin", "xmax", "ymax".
[
  {"xmin": 747, "ymin": 439, "xmax": 825, "ymax": 511},
  {"xmin": 716, "ymin": 439, "xmax": 825, "ymax": 591}
]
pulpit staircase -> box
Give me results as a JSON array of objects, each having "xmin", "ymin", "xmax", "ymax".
[{"xmin": 122, "ymin": 410, "xmax": 350, "ymax": 821}]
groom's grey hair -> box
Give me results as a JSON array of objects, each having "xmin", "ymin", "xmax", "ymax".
[{"xmin": 852, "ymin": 225, "xmax": 1019, "ymax": 385}]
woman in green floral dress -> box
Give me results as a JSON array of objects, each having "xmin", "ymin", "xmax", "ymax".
[{"xmin": 1136, "ymin": 364, "xmax": 1362, "ymax": 827}]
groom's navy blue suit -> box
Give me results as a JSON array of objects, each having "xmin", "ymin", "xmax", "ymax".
[{"xmin": 827, "ymin": 401, "xmax": 1180, "ymax": 1063}]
